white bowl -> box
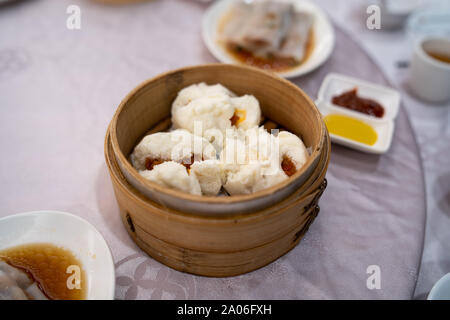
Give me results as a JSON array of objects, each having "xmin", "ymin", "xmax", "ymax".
[
  {"xmin": 202, "ymin": 0, "xmax": 335, "ymax": 78},
  {"xmin": 0, "ymin": 211, "xmax": 115, "ymax": 300},
  {"xmin": 428, "ymin": 273, "xmax": 450, "ymax": 300}
]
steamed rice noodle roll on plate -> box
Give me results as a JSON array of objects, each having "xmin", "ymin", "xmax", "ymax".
[
  {"xmin": 202, "ymin": 0, "xmax": 335, "ymax": 78},
  {"xmin": 0, "ymin": 260, "xmax": 48, "ymax": 300}
]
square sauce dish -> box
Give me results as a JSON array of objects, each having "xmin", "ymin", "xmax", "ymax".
[{"xmin": 316, "ymin": 73, "xmax": 401, "ymax": 154}]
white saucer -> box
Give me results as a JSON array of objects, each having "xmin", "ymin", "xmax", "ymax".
[
  {"xmin": 428, "ymin": 273, "xmax": 450, "ymax": 300},
  {"xmin": 202, "ymin": 0, "xmax": 335, "ymax": 78},
  {"xmin": 0, "ymin": 211, "xmax": 115, "ymax": 300}
]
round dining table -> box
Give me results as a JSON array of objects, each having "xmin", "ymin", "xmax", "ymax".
[{"xmin": 0, "ymin": 0, "xmax": 447, "ymax": 299}]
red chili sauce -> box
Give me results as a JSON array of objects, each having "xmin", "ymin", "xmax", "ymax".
[{"xmin": 332, "ymin": 88, "xmax": 385, "ymax": 118}]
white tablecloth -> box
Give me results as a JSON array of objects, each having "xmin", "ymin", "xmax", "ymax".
[{"xmin": 0, "ymin": 0, "xmax": 447, "ymax": 299}]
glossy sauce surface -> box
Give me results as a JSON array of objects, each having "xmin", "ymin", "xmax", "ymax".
[
  {"xmin": 281, "ymin": 156, "xmax": 296, "ymax": 177},
  {"xmin": 332, "ymin": 88, "xmax": 385, "ymax": 118},
  {"xmin": 0, "ymin": 243, "xmax": 86, "ymax": 300},
  {"xmin": 324, "ymin": 114, "xmax": 378, "ymax": 146}
]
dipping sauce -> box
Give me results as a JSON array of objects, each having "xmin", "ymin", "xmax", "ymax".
[
  {"xmin": 0, "ymin": 243, "xmax": 86, "ymax": 300},
  {"xmin": 324, "ymin": 114, "xmax": 378, "ymax": 146},
  {"xmin": 332, "ymin": 88, "xmax": 385, "ymax": 118}
]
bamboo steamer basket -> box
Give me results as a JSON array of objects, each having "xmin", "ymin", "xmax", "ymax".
[
  {"xmin": 104, "ymin": 128, "xmax": 329, "ymax": 276},
  {"xmin": 105, "ymin": 64, "xmax": 330, "ymax": 276},
  {"xmin": 109, "ymin": 64, "xmax": 326, "ymax": 215}
]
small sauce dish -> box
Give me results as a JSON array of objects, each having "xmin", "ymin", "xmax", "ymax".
[
  {"xmin": 428, "ymin": 273, "xmax": 450, "ymax": 300},
  {"xmin": 316, "ymin": 73, "xmax": 400, "ymax": 154}
]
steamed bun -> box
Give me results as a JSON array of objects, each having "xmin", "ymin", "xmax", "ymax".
[
  {"xmin": 139, "ymin": 161, "xmax": 201, "ymax": 195},
  {"xmin": 221, "ymin": 127, "xmax": 308, "ymax": 195},
  {"xmin": 130, "ymin": 129, "xmax": 224, "ymax": 196},
  {"xmin": 278, "ymin": 131, "xmax": 308, "ymax": 170},
  {"xmin": 172, "ymin": 83, "xmax": 235, "ymax": 136},
  {"xmin": 190, "ymin": 160, "xmax": 226, "ymax": 196},
  {"xmin": 229, "ymin": 95, "xmax": 261, "ymax": 130},
  {"xmin": 171, "ymin": 83, "xmax": 262, "ymax": 148},
  {"xmin": 130, "ymin": 129, "xmax": 216, "ymax": 171}
]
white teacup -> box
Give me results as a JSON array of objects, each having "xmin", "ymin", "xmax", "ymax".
[{"xmin": 409, "ymin": 37, "xmax": 450, "ymax": 103}]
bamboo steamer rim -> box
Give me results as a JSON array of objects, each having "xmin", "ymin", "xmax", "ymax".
[
  {"xmin": 105, "ymin": 126, "xmax": 328, "ymax": 221},
  {"xmin": 109, "ymin": 63, "xmax": 326, "ymax": 205}
]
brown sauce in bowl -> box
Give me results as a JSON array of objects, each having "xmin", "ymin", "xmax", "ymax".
[{"xmin": 0, "ymin": 243, "xmax": 86, "ymax": 300}]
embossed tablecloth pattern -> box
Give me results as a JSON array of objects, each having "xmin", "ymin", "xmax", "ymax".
[{"xmin": 0, "ymin": 0, "xmax": 425, "ymax": 299}]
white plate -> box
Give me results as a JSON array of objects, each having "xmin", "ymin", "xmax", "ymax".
[
  {"xmin": 428, "ymin": 273, "xmax": 450, "ymax": 300},
  {"xmin": 316, "ymin": 100, "xmax": 395, "ymax": 154},
  {"xmin": 0, "ymin": 211, "xmax": 115, "ymax": 300},
  {"xmin": 317, "ymin": 73, "xmax": 401, "ymax": 122},
  {"xmin": 202, "ymin": 0, "xmax": 335, "ymax": 78}
]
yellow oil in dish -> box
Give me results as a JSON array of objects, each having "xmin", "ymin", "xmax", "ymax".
[{"xmin": 324, "ymin": 114, "xmax": 378, "ymax": 146}]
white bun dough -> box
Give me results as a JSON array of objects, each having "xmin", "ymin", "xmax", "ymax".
[
  {"xmin": 278, "ymin": 131, "xmax": 308, "ymax": 169},
  {"xmin": 139, "ymin": 161, "xmax": 201, "ymax": 195},
  {"xmin": 190, "ymin": 160, "xmax": 226, "ymax": 196},
  {"xmin": 130, "ymin": 129, "xmax": 216, "ymax": 171},
  {"xmin": 221, "ymin": 127, "xmax": 307, "ymax": 195},
  {"xmin": 171, "ymin": 83, "xmax": 262, "ymax": 150},
  {"xmin": 131, "ymin": 129, "xmax": 224, "ymax": 196},
  {"xmin": 229, "ymin": 94, "xmax": 261, "ymax": 130}
]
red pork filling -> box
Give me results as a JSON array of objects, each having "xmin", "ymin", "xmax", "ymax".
[
  {"xmin": 144, "ymin": 155, "xmax": 202, "ymax": 172},
  {"xmin": 281, "ymin": 156, "xmax": 296, "ymax": 177}
]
